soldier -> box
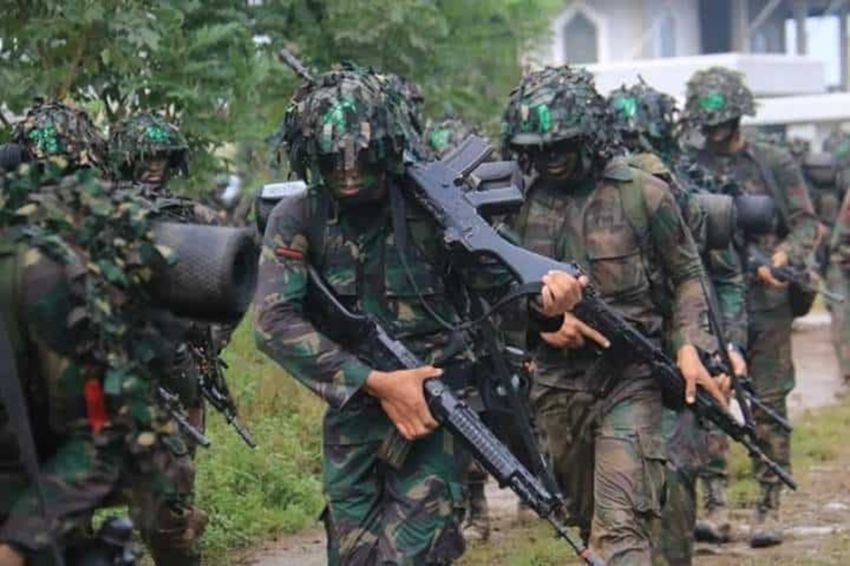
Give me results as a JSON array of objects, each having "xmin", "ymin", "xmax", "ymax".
[
  {"xmin": 107, "ymin": 112, "xmax": 212, "ymax": 563},
  {"xmin": 684, "ymin": 66, "xmax": 819, "ymax": 547},
  {"xmin": 505, "ymin": 66, "xmax": 722, "ymax": 563},
  {"xmin": 0, "ymin": 152, "xmax": 205, "ymax": 564},
  {"xmin": 609, "ymin": 81, "xmax": 747, "ymax": 559},
  {"xmin": 828, "ymin": 190, "xmax": 850, "ymax": 388},
  {"xmin": 253, "ymin": 66, "xmax": 583, "ymax": 564}
]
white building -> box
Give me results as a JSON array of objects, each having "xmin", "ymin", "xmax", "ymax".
[{"xmin": 539, "ymin": 0, "xmax": 850, "ymax": 146}]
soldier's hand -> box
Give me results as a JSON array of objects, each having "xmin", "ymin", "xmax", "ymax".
[
  {"xmin": 539, "ymin": 271, "xmax": 587, "ymax": 317},
  {"xmin": 757, "ymin": 249, "xmax": 789, "ymax": 289},
  {"xmin": 677, "ymin": 344, "xmax": 727, "ymax": 408},
  {"xmin": 0, "ymin": 544, "xmax": 25, "ymax": 566},
  {"xmin": 365, "ymin": 366, "xmax": 441, "ymax": 440},
  {"xmin": 540, "ymin": 313, "xmax": 610, "ymax": 350}
]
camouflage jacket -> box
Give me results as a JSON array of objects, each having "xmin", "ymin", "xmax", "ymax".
[
  {"xmin": 511, "ymin": 157, "xmax": 713, "ymax": 385},
  {"xmin": 832, "ymin": 190, "xmax": 850, "ymax": 271},
  {"xmin": 253, "ymin": 180, "xmax": 516, "ymax": 443},
  {"xmin": 695, "ymin": 139, "xmax": 819, "ymax": 312},
  {"xmin": 629, "ymin": 152, "xmax": 747, "ymax": 349}
]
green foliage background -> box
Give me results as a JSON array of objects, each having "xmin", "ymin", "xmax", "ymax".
[
  {"xmin": 0, "ymin": 0, "xmax": 561, "ymax": 558},
  {"xmin": 1, "ymin": 0, "xmax": 559, "ymax": 192}
]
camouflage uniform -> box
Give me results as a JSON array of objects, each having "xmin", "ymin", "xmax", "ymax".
[
  {"xmin": 424, "ymin": 116, "xmax": 480, "ymax": 160},
  {"xmin": 255, "ymin": 67, "xmax": 531, "ymax": 565},
  {"xmin": 686, "ymin": 67, "xmax": 819, "ymax": 546},
  {"xmin": 828, "ymin": 191, "xmax": 850, "ymax": 381},
  {"xmin": 506, "ymin": 67, "xmax": 713, "ymax": 564},
  {"xmin": 0, "ymin": 163, "xmax": 204, "ymax": 564},
  {"xmin": 107, "ymin": 113, "xmax": 210, "ymax": 564}
]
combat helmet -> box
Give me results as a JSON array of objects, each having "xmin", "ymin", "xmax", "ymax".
[
  {"xmin": 12, "ymin": 101, "xmax": 106, "ymax": 169},
  {"xmin": 684, "ymin": 67, "xmax": 756, "ymax": 128},
  {"xmin": 280, "ymin": 65, "xmax": 416, "ymax": 182},
  {"xmin": 502, "ymin": 66, "xmax": 614, "ymax": 162},
  {"xmin": 424, "ymin": 115, "xmax": 481, "ymax": 158},
  {"xmin": 608, "ymin": 79, "xmax": 678, "ymax": 156},
  {"xmin": 824, "ymin": 129, "xmax": 850, "ymax": 167},
  {"xmin": 108, "ymin": 113, "xmax": 188, "ymax": 182}
]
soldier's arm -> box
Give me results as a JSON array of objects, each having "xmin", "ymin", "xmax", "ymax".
[
  {"xmin": 832, "ymin": 190, "xmax": 850, "ymax": 270},
  {"xmin": 772, "ymin": 146, "xmax": 819, "ymax": 264},
  {"xmin": 643, "ymin": 175, "xmax": 714, "ymax": 353},
  {"xmin": 252, "ymin": 196, "xmax": 372, "ymax": 409}
]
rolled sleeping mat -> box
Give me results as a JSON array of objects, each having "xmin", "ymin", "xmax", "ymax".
[
  {"xmin": 0, "ymin": 143, "xmax": 29, "ymax": 172},
  {"xmin": 150, "ymin": 222, "xmax": 259, "ymax": 322},
  {"xmin": 734, "ymin": 194, "xmax": 776, "ymax": 237},
  {"xmin": 695, "ymin": 193, "xmax": 735, "ymax": 251},
  {"xmin": 803, "ymin": 152, "xmax": 838, "ymax": 187}
]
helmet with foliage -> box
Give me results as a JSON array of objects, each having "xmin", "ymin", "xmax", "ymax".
[
  {"xmin": 608, "ymin": 79, "xmax": 678, "ymax": 155},
  {"xmin": 684, "ymin": 66, "xmax": 756, "ymax": 128},
  {"xmin": 502, "ymin": 66, "xmax": 614, "ymax": 159},
  {"xmin": 424, "ymin": 115, "xmax": 481, "ymax": 158},
  {"xmin": 108, "ymin": 113, "xmax": 188, "ymax": 182},
  {"xmin": 279, "ymin": 65, "xmax": 419, "ymax": 181},
  {"xmin": 824, "ymin": 129, "xmax": 850, "ymax": 167},
  {"xmin": 12, "ymin": 101, "xmax": 106, "ymax": 169}
]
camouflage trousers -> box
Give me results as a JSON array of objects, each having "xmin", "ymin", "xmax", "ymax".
[
  {"xmin": 657, "ymin": 410, "xmax": 726, "ymax": 565},
  {"xmin": 322, "ymin": 413, "xmax": 466, "ymax": 565},
  {"xmin": 0, "ymin": 421, "xmax": 206, "ymax": 565},
  {"xmin": 530, "ymin": 377, "xmax": 666, "ymax": 565},
  {"xmin": 748, "ymin": 307, "xmax": 795, "ymax": 486}
]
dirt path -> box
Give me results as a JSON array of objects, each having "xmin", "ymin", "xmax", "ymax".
[{"xmin": 243, "ymin": 311, "xmax": 845, "ymax": 565}]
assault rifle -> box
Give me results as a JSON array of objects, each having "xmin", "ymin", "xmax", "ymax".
[
  {"xmin": 156, "ymin": 386, "xmax": 212, "ymax": 448},
  {"xmin": 193, "ymin": 328, "xmax": 256, "ymax": 448},
  {"xmin": 747, "ymin": 246, "xmax": 844, "ymax": 303},
  {"xmin": 403, "ymin": 135, "xmax": 797, "ymax": 490},
  {"xmin": 306, "ymin": 266, "xmax": 601, "ymax": 566}
]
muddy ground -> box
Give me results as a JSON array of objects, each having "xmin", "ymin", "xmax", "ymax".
[{"xmin": 243, "ymin": 311, "xmax": 847, "ymax": 565}]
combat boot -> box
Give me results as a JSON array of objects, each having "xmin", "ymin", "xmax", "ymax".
[
  {"xmin": 750, "ymin": 483, "xmax": 783, "ymax": 548},
  {"xmin": 462, "ymin": 482, "xmax": 490, "ymax": 543},
  {"xmin": 695, "ymin": 477, "xmax": 731, "ymax": 543}
]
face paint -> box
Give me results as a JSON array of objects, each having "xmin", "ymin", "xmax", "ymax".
[
  {"xmin": 530, "ymin": 138, "xmax": 585, "ymax": 181},
  {"xmin": 139, "ymin": 157, "xmax": 170, "ymax": 186},
  {"xmin": 320, "ymin": 154, "xmax": 387, "ymax": 205},
  {"xmin": 702, "ymin": 118, "xmax": 740, "ymax": 152}
]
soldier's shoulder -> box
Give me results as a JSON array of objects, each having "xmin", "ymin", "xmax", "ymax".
[
  {"xmin": 627, "ymin": 152, "xmax": 671, "ymax": 177},
  {"xmin": 264, "ymin": 181, "xmax": 312, "ymax": 235},
  {"xmin": 750, "ymin": 139, "xmax": 796, "ymax": 167}
]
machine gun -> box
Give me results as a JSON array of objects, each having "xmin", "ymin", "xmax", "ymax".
[
  {"xmin": 306, "ymin": 266, "xmax": 601, "ymax": 566},
  {"xmin": 156, "ymin": 386, "xmax": 211, "ymax": 448},
  {"xmin": 403, "ymin": 135, "xmax": 797, "ymax": 490}
]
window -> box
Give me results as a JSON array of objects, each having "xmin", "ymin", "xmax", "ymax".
[{"xmin": 563, "ymin": 12, "xmax": 599, "ymax": 64}]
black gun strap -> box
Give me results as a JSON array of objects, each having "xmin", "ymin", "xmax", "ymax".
[
  {"xmin": 746, "ymin": 144, "xmax": 790, "ymax": 236},
  {"xmin": 0, "ymin": 318, "xmax": 64, "ymax": 564}
]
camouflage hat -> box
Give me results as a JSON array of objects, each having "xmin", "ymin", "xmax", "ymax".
[
  {"xmin": 502, "ymin": 66, "xmax": 613, "ymax": 154},
  {"xmin": 280, "ymin": 65, "xmax": 417, "ymax": 179},
  {"xmin": 424, "ymin": 115, "xmax": 481, "ymax": 158},
  {"xmin": 12, "ymin": 101, "xmax": 106, "ymax": 168},
  {"xmin": 608, "ymin": 79, "xmax": 678, "ymax": 150},
  {"xmin": 108, "ymin": 112, "xmax": 189, "ymax": 180},
  {"xmin": 684, "ymin": 66, "xmax": 756, "ymax": 127}
]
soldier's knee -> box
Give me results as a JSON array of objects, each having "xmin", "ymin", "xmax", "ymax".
[{"xmin": 143, "ymin": 502, "xmax": 208, "ymax": 553}]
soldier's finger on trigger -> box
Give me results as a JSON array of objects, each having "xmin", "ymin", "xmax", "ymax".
[{"xmin": 578, "ymin": 320, "xmax": 609, "ymax": 348}]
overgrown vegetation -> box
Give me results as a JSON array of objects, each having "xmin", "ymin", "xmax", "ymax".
[{"xmin": 1, "ymin": 0, "xmax": 559, "ymax": 189}]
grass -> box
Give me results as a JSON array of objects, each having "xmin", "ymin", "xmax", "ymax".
[
  {"xmin": 195, "ymin": 318, "xmax": 325, "ymax": 562},
  {"xmin": 459, "ymin": 400, "xmax": 850, "ymax": 565}
]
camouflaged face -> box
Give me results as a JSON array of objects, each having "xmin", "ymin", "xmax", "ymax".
[
  {"xmin": 684, "ymin": 67, "xmax": 756, "ymax": 127},
  {"xmin": 608, "ymin": 80, "xmax": 678, "ymax": 152},
  {"xmin": 502, "ymin": 65, "xmax": 615, "ymax": 156},
  {"xmin": 277, "ymin": 65, "xmax": 418, "ymax": 180},
  {"xmin": 12, "ymin": 101, "xmax": 106, "ymax": 169},
  {"xmin": 108, "ymin": 113, "xmax": 188, "ymax": 180},
  {"xmin": 424, "ymin": 115, "xmax": 481, "ymax": 158}
]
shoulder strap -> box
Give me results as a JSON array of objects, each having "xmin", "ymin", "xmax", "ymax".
[
  {"xmin": 0, "ymin": 242, "xmax": 24, "ymax": 354},
  {"xmin": 615, "ymin": 172, "xmax": 651, "ymax": 246}
]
